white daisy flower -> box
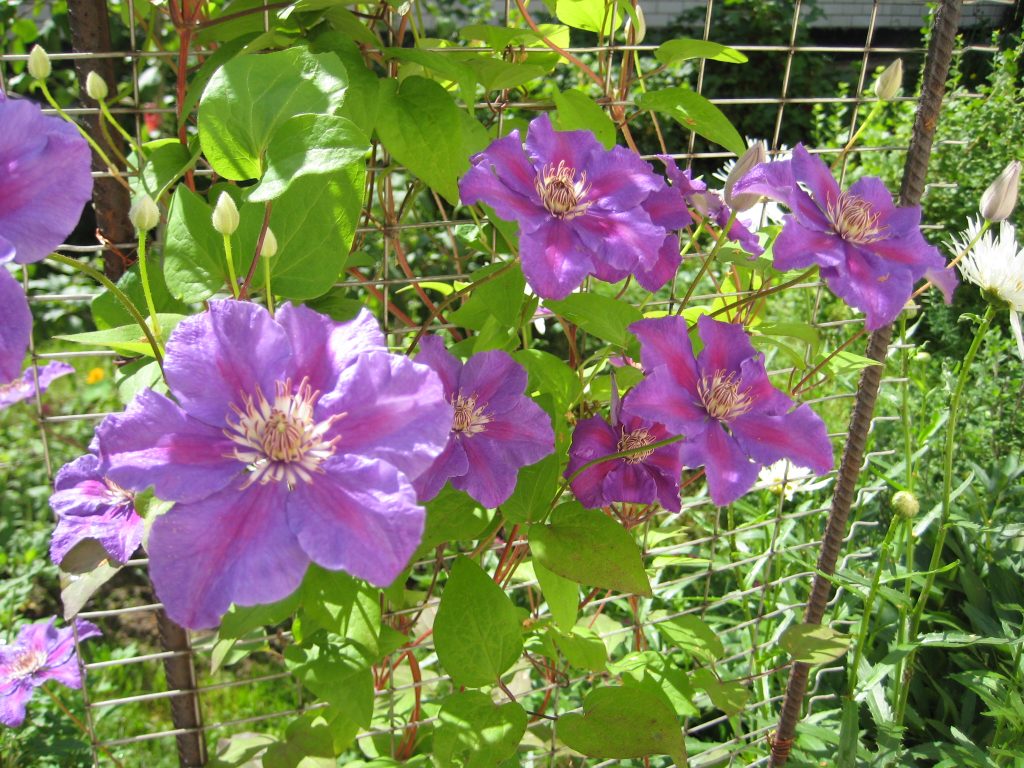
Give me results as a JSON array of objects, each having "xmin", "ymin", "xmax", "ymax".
[
  {"xmin": 951, "ymin": 218, "xmax": 1024, "ymax": 361},
  {"xmin": 757, "ymin": 460, "xmax": 832, "ymax": 500}
]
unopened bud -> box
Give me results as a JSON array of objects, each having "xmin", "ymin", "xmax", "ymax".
[
  {"xmin": 260, "ymin": 228, "xmax": 278, "ymax": 258},
  {"xmin": 980, "ymin": 160, "xmax": 1021, "ymax": 222},
  {"xmin": 27, "ymin": 45, "xmax": 51, "ymax": 81},
  {"xmin": 725, "ymin": 141, "xmax": 767, "ymax": 212},
  {"xmin": 891, "ymin": 490, "xmax": 919, "ymax": 519},
  {"xmin": 874, "ymin": 59, "xmax": 903, "ymax": 101},
  {"xmin": 85, "ymin": 71, "xmax": 108, "ymax": 101},
  {"xmin": 624, "ymin": 4, "xmax": 646, "ymax": 44},
  {"xmin": 129, "ymin": 195, "xmax": 160, "ymax": 232},
  {"xmin": 211, "ymin": 192, "xmax": 239, "ymax": 236}
]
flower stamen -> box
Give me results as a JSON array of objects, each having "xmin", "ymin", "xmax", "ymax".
[
  {"xmin": 617, "ymin": 428, "xmax": 655, "ymax": 463},
  {"xmin": 827, "ymin": 192, "xmax": 886, "ymax": 243},
  {"xmin": 451, "ymin": 392, "xmax": 491, "ymax": 437},
  {"xmin": 8, "ymin": 649, "xmax": 48, "ymax": 681},
  {"xmin": 224, "ymin": 378, "xmax": 342, "ymax": 489},
  {"xmin": 535, "ymin": 160, "xmax": 592, "ymax": 219},
  {"xmin": 698, "ymin": 370, "xmax": 754, "ymax": 422}
]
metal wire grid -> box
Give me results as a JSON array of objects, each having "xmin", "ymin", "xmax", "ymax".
[{"xmin": 0, "ymin": 0, "xmax": 1008, "ymax": 764}]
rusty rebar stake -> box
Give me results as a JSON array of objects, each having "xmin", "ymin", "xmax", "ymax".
[{"xmin": 768, "ymin": 1, "xmax": 964, "ymax": 764}]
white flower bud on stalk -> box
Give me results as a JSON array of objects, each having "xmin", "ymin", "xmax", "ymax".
[
  {"xmin": 891, "ymin": 490, "xmax": 919, "ymax": 519},
  {"xmin": 725, "ymin": 141, "xmax": 768, "ymax": 212},
  {"xmin": 27, "ymin": 45, "xmax": 51, "ymax": 81},
  {"xmin": 211, "ymin": 192, "xmax": 240, "ymax": 236},
  {"xmin": 260, "ymin": 228, "xmax": 278, "ymax": 259},
  {"xmin": 980, "ymin": 160, "xmax": 1022, "ymax": 222},
  {"xmin": 874, "ymin": 58, "xmax": 903, "ymax": 101},
  {"xmin": 129, "ymin": 195, "xmax": 160, "ymax": 232},
  {"xmin": 85, "ymin": 71, "xmax": 108, "ymax": 101}
]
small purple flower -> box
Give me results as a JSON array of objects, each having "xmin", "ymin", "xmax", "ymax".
[
  {"xmin": 49, "ymin": 450, "xmax": 143, "ymax": 565},
  {"xmin": 0, "ymin": 362, "xmax": 74, "ymax": 410},
  {"xmin": 96, "ymin": 301, "xmax": 453, "ymax": 629},
  {"xmin": 0, "ymin": 617, "xmax": 100, "ymax": 727},
  {"xmin": 414, "ymin": 336, "xmax": 554, "ymax": 508},
  {"xmin": 566, "ymin": 400, "xmax": 684, "ymax": 512},
  {"xmin": 660, "ymin": 156, "xmax": 764, "ymax": 257},
  {"xmin": 626, "ymin": 315, "xmax": 833, "ymax": 506},
  {"xmin": 0, "ymin": 92, "xmax": 93, "ymax": 266},
  {"xmin": 732, "ymin": 143, "xmax": 957, "ymax": 329},
  {"xmin": 459, "ymin": 114, "xmax": 688, "ymax": 298}
]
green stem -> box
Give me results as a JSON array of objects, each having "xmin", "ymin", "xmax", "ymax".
[
  {"xmin": 222, "ymin": 234, "xmax": 240, "ymax": 299},
  {"xmin": 705, "ymin": 268, "xmax": 818, "ymax": 324},
  {"xmin": 677, "ymin": 213, "xmax": 735, "ymax": 315},
  {"xmin": 136, "ymin": 233, "xmax": 163, "ymax": 343},
  {"xmin": 264, "ymin": 255, "xmax": 275, "ymax": 316},
  {"xmin": 895, "ymin": 305, "xmax": 997, "ymax": 724},
  {"xmin": 99, "ymin": 98, "xmax": 139, "ymax": 151},
  {"xmin": 39, "ymin": 82, "xmax": 120, "ymax": 180},
  {"xmin": 48, "ymin": 252, "xmax": 163, "ymax": 368},
  {"xmin": 831, "ymin": 101, "xmax": 884, "ymax": 172}
]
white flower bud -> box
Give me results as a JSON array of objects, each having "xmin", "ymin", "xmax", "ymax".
[
  {"xmin": 129, "ymin": 195, "xmax": 160, "ymax": 232},
  {"xmin": 85, "ymin": 71, "xmax": 108, "ymax": 102},
  {"xmin": 874, "ymin": 59, "xmax": 903, "ymax": 101},
  {"xmin": 211, "ymin": 192, "xmax": 240, "ymax": 236},
  {"xmin": 891, "ymin": 490, "xmax": 919, "ymax": 519},
  {"xmin": 980, "ymin": 160, "xmax": 1021, "ymax": 222},
  {"xmin": 624, "ymin": 4, "xmax": 646, "ymax": 44},
  {"xmin": 725, "ymin": 141, "xmax": 767, "ymax": 212},
  {"xmin": 28, "ymin": 45, "xmax": 51, "ymax": 81},
  {"xmin": 260, "ymin": 228, "xmax": 278, "ymax": 258}
]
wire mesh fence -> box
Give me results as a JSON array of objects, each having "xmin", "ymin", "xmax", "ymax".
[{"xmin": 0, "ymin": 0, "xmax": 1016, "ymax": 765}]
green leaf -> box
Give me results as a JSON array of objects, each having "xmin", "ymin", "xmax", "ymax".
[
  {"xmin": 530, "ymin": 501, "xmax": 651, "ymax": 596},
  {"xmin": 551, "ymin": 626, "xmax": 607, "ymax": 671},
  {"xmin": 650, "ymin": 611, "xmax": 725, "ymax": 663},
  {"xmin": 131, "ymin": 139, "xmax": 194, "ymax": 200},
  {"xmin": 250, "ymin": 113, "xmax": 368, "ymax": 202},
  {"xmin": 57, "ymin": 316, "xmax": 183, "ymax": 357},
  {"xmin": 284, "ymin": 636, "xmax": 374, "ymax": 726},
  {"xmin": 654, "ymin": 39, "xmax": 748, "ymax": 66},
  {"xmin": 779, "ymin": 623, "xmax": 851, "ymax": 665},
  {"xmin": 502, "ymin": 454, "xmax": 560, "ymax": 524},
  {"xmin": 544, "ymin": 293, "xmax": 643, "ymax": 347},
  {"xmin": 823, "ymin": 349, "xmax": 883, "ymax": 375},
  {"xmin": 548, "ymin": 0, "xmax": 621, "ymax": 34},
  {"xmin": 558, "ymin": 685, "xmax": 686, "ymax": 764},
  {"xmin": 375, "ymin": 76, "xmax": 485, "ymax": 204},
  {"xmin": 219, "ymin": 590, "xmax": 301, "ymax": 640},
  {"xmin": 461, "ymin": 57, "xmax": 547, "ymax": 92},
  {"xmin": 90, "ymin": 260, "xmax": 188, "ymax": 331},
  {"xmin": 298, "ymin": 566, "xmax": 381, "ymax": 658},
  {"xmin": 433, "ymin": 692, "xmax": 527, "ymax": 767},
  {"xmin": 383, "ymin": 47, "xmax": 477, "ymax": 104},
  {"xmin": 421, "ymin": 486, "xmax": 491, "ymax": 550},
  {"xmin": 262, "ymin": 711, "xmax": 342, "ymax": 768},
  {"xmin": 534, "ymin": 559, "xmax": 578, "ymax": 632},
  {"xmin": 448, "ymin": 262, "xmax": 526, "ymax": 331},
  {"xmin": 162, "ymin": 185, "xmax": 233, "ymax": 301},
  {"xmin": 513, "ymin": 349, "xmax": 581, "ymax": 414},
  {"xmin": 553, "ymin": 90, "xmax": 617, "ymax": 149},
  {"xmin": 433, "ymin": 557, "xmax": 524, "ymax": 688},
  {"xmin": 458, "ymin": 24, "xmax": 569, "ymax": 50},
  {"xmin": 635, "ymin": 87, "xmax": 745, "ymax": 156},
  {"xmin": 198, "ymin": 48, "xmax": 349, "ymax": 180},
  {"xmin": 311, "ymin": 32, "xmax": 380, "ymax": 137},
  {"xmin": 59, "ymin": 543, "xmax": 122, "ymax": 620},
  {"xmin": 208, "ymin": 733, "xmax": 276, "ymax": 768},
  {"xmin": 691, "ymin": 669, "xmax": 749, "ymax": 716}
]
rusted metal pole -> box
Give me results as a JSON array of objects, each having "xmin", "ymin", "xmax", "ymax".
[{"xmin": 769, "ymin": 1, "xmax": 963, "ymax": 764}]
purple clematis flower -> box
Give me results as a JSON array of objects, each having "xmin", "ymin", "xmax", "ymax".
[
  {"xmin": 0, "ymin": 92, "xmax": 93, "ymax": 265},
  {"xmin": 0, "ymin": 361, "xmax": 74, "ymax": 410},
  {"xmin": 96, "ymin": 301, "xmax": 453, "ymax": 629},
  {"xmin": 626, "ymin": 315, "xmax": 833, "ymax": 506},
  {"xmin": 566, "ymin": 395, "xmax": 684, "ymax": 512},
  {"xmin": 660, "ymin": 156, "xmax": 764, "ymax": 257},
  {"xmin": 0, "ymin": 267, "xmax": 31, "ymax": 383},
  {"xmin": 459, "ymin": 114, "xmax": 688, "ymax": 298},
  {"xmin": 49, "ymin": 449, "xmax": 143, "ymax": 565},
  {"xmin": 413, "ymin": 336, "xmax": 554, "ymax": 508},
  {"xmin": 732, "ymin": 143, "xmax": 957, "ymax": 329},
  {"xmin": 0, "ymin": 617, "xmax": 100, "ymax": 727}
]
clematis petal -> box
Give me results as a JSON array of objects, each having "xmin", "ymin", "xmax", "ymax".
[
  {"xmin": 519, "ymin": 219, "xmax": 595, "ymax": 300},
  {"xmin": 602, "ymin": 462, "xmax": 658, "ymax": 507},
  {"xmin": 525, "ymin": 113, "xmax": 602, "ymax": 179},
  {"xmin": 163, "ymin": 300, "xmax": 291, "ymax": 428},
  {"xmin": 688, "ymin": 422, "xmax": 761, "ymax": 506},
  {"xmin": 566, "ymin": 416, "xmax": 619, "ymax": 509},
  {"xmin": 632, "ymin": 234, "xmax": 681, "ymax": 293},
  {"xmin": 97, "ymin": 389, "xmax": 241, "ymax": 503},
  {"xmin": 415, "ymin": 335, "xmax": 461, "ymax": 396},
  {"xmin": 0, "ymin": 361, "xmax": 73, "ymax": 409},
  {"xmin": 629, "ymin": 315, "xmax": 698, "ymax": 381},
  {"xmin": 823, "ymin": 248, "xmax": 915, "ymax": 330},
  {"xmin": 414, "ymin": 438, "xmax": 469, "ymax": 503},
  {"xmin": 459, "ymin": 131, "xmax": 546, "ymax": 227},
  {"xmin": 772, "ymin": 217, "xmax": 844, "ymax": 271},
  {"xmin": 0, "ymin": 681, "xmax": 33, "ymax": 727},
  {"xmin": 288, "ymin": 455, "xmax": 424, "ymax": 587},
  {"xmin": 791, "ymin": 144, "xmax": 841, "ymax": 210},
  {"xmin": 626, "ymin": 372, "xmax": 708, "ymax": 436},
  {"xmin": 643, "ymin": 183, "xmax": 692, "ymax": 231},
  {"xmin": 275, "ymin": 304, "xmax": 385, "ymax": 393},
  {"xmin": 695, "ymin": 315, "xmax": 758, "ymax": 380},
  {"xmin": 457, "ymin": 349, "xmax": 529, "ymax": 416},
  {"xmin": 324, "ymin": 351, "xmax": 453, "ymax": 483},
  {"xmin": 0, "ymin": 267, "xmax": 30, "ymax": 382},
  {"xmin": 585, "ymin": 145, "xmax": 664, "ymax": 208},
  {"xmin": 574, "ymin": 208, "xmax": 664, "ymax": 271},
  {"xmin": 730, "ymin": 404, "xmax": 834, "ymax": 475},
  {"xmin": 148, "ymin": 481, "xmax": 308, "ymax": 629}
]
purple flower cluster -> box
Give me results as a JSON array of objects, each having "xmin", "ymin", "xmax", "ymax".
[
  {"xmin": 733, "ymin": 144, "xmax": 957, "ymax": 328},
  {"xmin": 1, "ymin": 618, "xmax": 100, "ymax": 727},
  {"xmin": 95, "ymin": 301, "xmax": 453, "ymax": 629},
  {"xmin": 414, "ymin": 336, "xmax": 554, "ymax": 508},
  {"xmin": 460, "ymin": 114, "xmax": 689, "ymax": 299}
]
